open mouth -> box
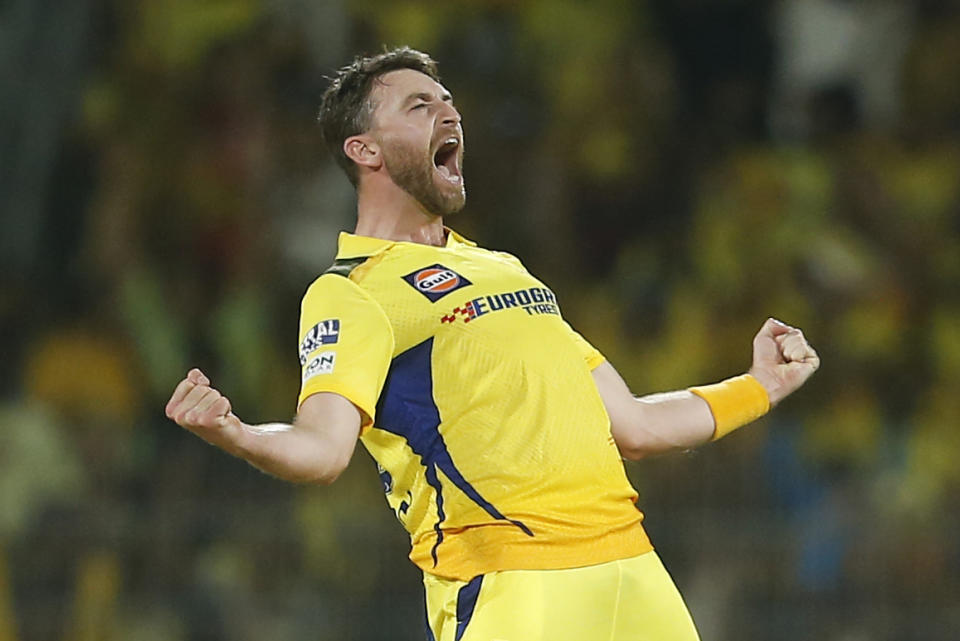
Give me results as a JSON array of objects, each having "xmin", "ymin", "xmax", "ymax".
[{"xmin": 433, "ymin": 137, "xmax": 462, "ymax": 185}]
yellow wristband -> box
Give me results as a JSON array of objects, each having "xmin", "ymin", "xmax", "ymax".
[{"xmin": 689, "ymin": 374, "xmax": 771, "ymax": 441}]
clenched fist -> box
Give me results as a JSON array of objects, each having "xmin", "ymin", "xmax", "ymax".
[
  {"xmin": 748, "ymin": 318, "xmax": 820, "ymax": 406},
  {"xmin": 165, "ymin": 368, "xmax": 244, "ymax": 452}
]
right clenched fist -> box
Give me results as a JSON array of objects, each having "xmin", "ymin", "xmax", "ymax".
[{"xmin": 165, "ymin": 368, "xmax": 243, "ymax": 450}]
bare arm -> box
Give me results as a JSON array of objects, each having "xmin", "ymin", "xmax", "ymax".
[
  {"xmin": 165, "ymin": 368, "xmax": 361, "ymax": 484},
  {"xmin": 593, "ymin": 362, "xmax": 715, "ymax": 459},
  {"xmin": 597, "ymin": 318, "xmax": 820, "ymax": 460}
]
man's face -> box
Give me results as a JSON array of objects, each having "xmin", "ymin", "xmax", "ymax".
[{"xmin": 366, "ymin": 69, "xmax": 466, "ymax": 216}]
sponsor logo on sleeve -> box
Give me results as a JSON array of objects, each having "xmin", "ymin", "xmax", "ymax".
[
  {"xmin": 299, "ymin": 319, "xmax": 340, "ymax": 365},
  {"xmin": 401, "ymin": 264, "xmax": 472, "ymax": 302},
  {"xmin": 302, "ymin": 351, "xmax": 336, "ymax": 381}
]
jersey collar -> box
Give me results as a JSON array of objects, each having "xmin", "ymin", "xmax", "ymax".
[{"xmin": 336, "ymin": 227, "xmax": 476, "ymax": 258}]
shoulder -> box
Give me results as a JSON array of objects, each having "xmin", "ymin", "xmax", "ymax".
[
  {"xmin": 300, "ymin": 258, "xmax": 383, "ymax": 314},
  {"xmin": 462, "ymin": 243, "xmax": 529, "ymax": 271},
  {"xmin": 323, "ymin": 256, "xmax": 370, "ymax": 279},
  {"xmin": 303, "ymin": 254, "xmax": 374, "ymax": 296}
]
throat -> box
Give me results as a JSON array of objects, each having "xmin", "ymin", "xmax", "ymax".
[{"xmin": 355, "ymin": 191, "xmax": 448, "ymax": 246}]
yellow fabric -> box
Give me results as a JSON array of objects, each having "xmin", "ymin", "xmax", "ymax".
[
  {"xmin": 297, "ymin": 229, "xmax": 652, "ymax": 580},
  {"xmin": 689, "ymin": 373, "xmax": 771, "ymax": 440},
  {"xmin": 424, "ymin": 552, "xmax": 701, "ymax": 641},
  {"xmin": 297, "ymin": 274, "xmax": 394, "ymax": 430}
]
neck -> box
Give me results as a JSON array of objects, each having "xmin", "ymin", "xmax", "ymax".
[{"xmin": 354, "ymin": 178, "xmax": 447, "ymax": 247}]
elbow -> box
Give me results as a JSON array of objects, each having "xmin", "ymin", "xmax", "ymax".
[
  {"xmin": 613, "ymin": 424, "xmax": 688, "ymax": 461},
  {"xmin": 310, "ymin": 469, "xmax": 343, "ymax": 486},
  {"xmin": 612, "ymin": 428, "xmax": 656, "ymax": 461},
  {"xmin": 617, "ymin": 440, "xmax": 655, "ymax": 462},
  {"xmin": 306, "ymin": 452, "xmax": 351, "ymax": 486},
  {"xmin": 610, "ymin": 405, "xmax": 670, "ymax": 461}
]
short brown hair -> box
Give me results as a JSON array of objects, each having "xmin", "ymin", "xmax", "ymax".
[{"xmin": 318, "ymin": 46, "xmax": 441, "ymax": 186}]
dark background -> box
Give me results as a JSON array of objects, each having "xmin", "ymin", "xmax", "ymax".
[{"xmin": 2, "ymin": 1, "xmax": 959, "ymax": 639}]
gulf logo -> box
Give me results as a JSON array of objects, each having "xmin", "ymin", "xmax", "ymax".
[
  {"xmin": 401, "ymin": 263, "xmax": 473, "ymax": 302},
  {"xmin": 415, "ymin": 268, "xmax": 459, "ymax": 293}
]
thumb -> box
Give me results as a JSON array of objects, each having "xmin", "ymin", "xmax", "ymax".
[
  {"xmin": 781, "ymin": 358, "xmax": 819, "ymax": 389},
  {"xmin": 214, "ymin": 410, "xmax": 244, "ymax": 433}
]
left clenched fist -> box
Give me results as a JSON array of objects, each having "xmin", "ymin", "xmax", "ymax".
[
  {"xmin": 748, "ymin": 317, "xmax": 820, "ymax": 406},
  {"xmin": 165, "ymin": 367, "xmax": 245, "ymax": 453}
]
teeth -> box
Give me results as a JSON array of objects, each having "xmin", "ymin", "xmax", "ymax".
[{"xmin": 437, "ymin": 137, "xmax": 458, "ymax": 150}]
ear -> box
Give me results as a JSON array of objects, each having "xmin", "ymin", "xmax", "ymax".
[{"xmin": 343, "ymin": 135, "xmax": 381, "ymax": 171}]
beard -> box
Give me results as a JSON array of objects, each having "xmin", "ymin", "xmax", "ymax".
[{"xmin": 380, "ymin": 138, "xmax": 466, "ymax": 217}]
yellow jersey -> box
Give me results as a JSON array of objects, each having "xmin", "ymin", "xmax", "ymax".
[{"xmin": 297, "ymin": 229, "xmax": 652, "ymax": 580}]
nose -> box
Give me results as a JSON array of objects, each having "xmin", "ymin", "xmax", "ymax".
[{"xmin": 439, "ymin": 101, "xmax": 460, "ymax": 126}]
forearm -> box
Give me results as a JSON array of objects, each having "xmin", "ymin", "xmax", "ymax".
[
  {"xmin": 621, "ymin": 374, "xmax": 771, "ymax": 459},
  {"xmin": 167, "ymin": 372, "xmax": 361, "ymax": 485},
  {"xmin": 594, "ymin": 362, "xmax": 771, "ymax": 460},
  {"xmin": 617, "ymin": 390, "xmax": 717, "ymax": 459},
  {"xmin": 227, "ymin": 421, "xmax": 351, "ymax": 485},
  {"xmin": 596, "ymin": 362, "xmax": 718, "ymax": 459},
  {"xmin": 598, "ymin": 318, "xmax": 818, "ymax": 461}
]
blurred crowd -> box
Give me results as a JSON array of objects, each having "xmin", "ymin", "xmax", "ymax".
[{"xmin": 1, "ymin": 1, "xmax": 959, "ymax": 640}]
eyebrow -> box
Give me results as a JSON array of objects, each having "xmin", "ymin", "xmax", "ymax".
[{"xmin": 401, "ymin": 91, "xmax": 454, "ymax": 108}]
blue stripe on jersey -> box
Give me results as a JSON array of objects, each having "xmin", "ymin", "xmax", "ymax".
[
  {"xmin": 376, "ymin": 338, "xmax": 532, "ymax": 567},
  {"xmin": 454, "ymin": 575, "xmax": 484, "ymax": 641}
]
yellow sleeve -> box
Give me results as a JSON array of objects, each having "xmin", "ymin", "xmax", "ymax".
[
  {"xmin": 564, "ymin": 322, "xmax": 606, "ymax": 371},
  {"xmin": 297, "ymin": 274, "xmax": 394, "ymax": 432}
]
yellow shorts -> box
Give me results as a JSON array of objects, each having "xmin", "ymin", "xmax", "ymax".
[{"xmin": 423, "ymin": 551, "xmax": 701, "ymax": 641}]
